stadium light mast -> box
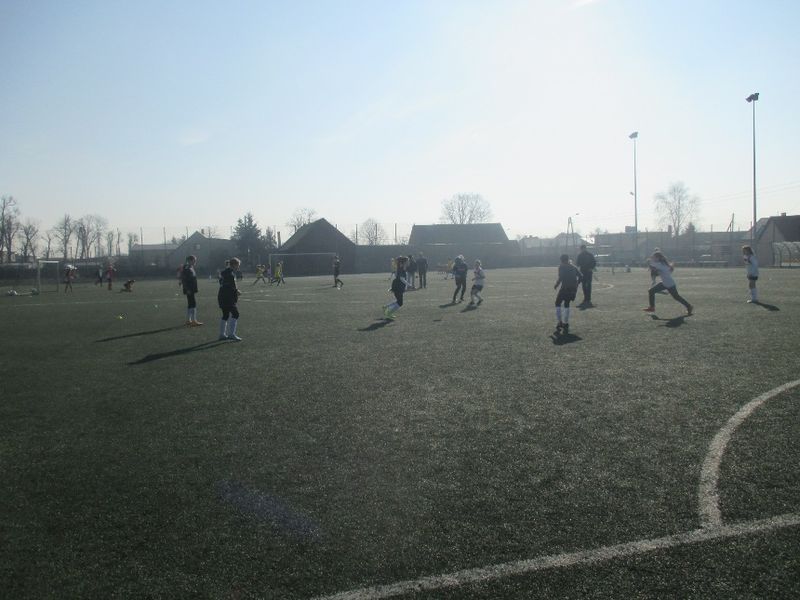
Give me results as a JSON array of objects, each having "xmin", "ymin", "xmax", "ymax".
[
  {"xmin": 629, "ymin": 131, "xmax": 639, "ymax": 234},
  {"xmin": 746, "ymin": 92, "xmax": 759, "ymax": 244}
]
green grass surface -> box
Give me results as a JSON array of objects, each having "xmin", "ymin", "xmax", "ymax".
[{"xmin": 1, "ymin": 267, "xmax": 799, "ymax": 599}]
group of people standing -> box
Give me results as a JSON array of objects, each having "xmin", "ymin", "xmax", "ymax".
[{"xmin": 180, "ymin": 255, "xmax": 243, "ymax": 341}]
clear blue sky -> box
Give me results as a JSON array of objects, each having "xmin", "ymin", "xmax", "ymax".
[{"xmin": 2, "ymin": 0, "xmax": 798, "ymax": 243}]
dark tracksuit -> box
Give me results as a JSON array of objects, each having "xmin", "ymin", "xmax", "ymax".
[
  {"xmin": 218, "ymin": 267, "xmax": 240, "ymax": 320},
  {"xmin": 416, "ymin": 257, "xmax": 428, "ymax": 288},
  {"xmin": 575, "ymin": 250, "xmax": 596, "ymax": 303},
  {"xmin": 452, "ymin": 259, "xmax": 468, "ymax": 302},
  {"xmin": 182, "ymin": 264, "xmax": 198, "ymax": 310}
]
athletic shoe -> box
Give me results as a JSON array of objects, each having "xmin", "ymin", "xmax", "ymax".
[
  {"xmin": 556, "ymin": 321, "xmax": 563, "ymax": 331},
  {"xmin": 218, "ymin": 335, "xmax": 228, "ymax": 341},
  {"xmin": 468, "ymin": 301, "xmax": 475, "ymax": 306},
  {"xmin": 190, "ymin": 320, "xmax": 204, "ymax": 326},
  {"xmin": 385, "ymin": 313, "xmax": 396, "ymax": 320},
  {"xmin": 477, "ymin": 299, "xmax": 483, "ymax": 305},
  {"xmin": 228, "ymin": 334, "xmax": 242, "ymax": 341},
  {"xmin": 643, "ymin": 307, "xmax": 655, "ymax": 312},
  {"xmin": 686, "ymin": 304, "xmax": 694, "ymax": 316},
  {"xmin": 563, "ymin": 323, "xmax": 569, "ymax": 333},
  {"xmin": 382, "ymin": 306, "xmax": 389, "ymax": 317}
]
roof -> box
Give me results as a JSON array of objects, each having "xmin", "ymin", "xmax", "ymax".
[
  {"xmin": 409, "ymin": 223, "xmax": 509, "ymax": 245},
  {"xmin": 279, "ymin": 218, "xmax": 355, "ymax": 252},
  {"xmin": 757, "ymin": 214, "xmax": 800, "ymax": 242}
]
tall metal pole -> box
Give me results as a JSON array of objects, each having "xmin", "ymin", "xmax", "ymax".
[
  {"xmin": 746, "ymin": 92, "xmax": 759, "ymax": 244},
  {"xmin": 633, "ymin": 136, "xmax": 638, "ymax": 233}
]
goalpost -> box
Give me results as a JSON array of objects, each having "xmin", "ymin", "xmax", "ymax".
[
  {"xmin": 36, "ymin": 260, "xmax": 61, "ymax": 293},
  {"xmin": 268, "ymin": 252, "xmax": 338, "ymax": 277}
]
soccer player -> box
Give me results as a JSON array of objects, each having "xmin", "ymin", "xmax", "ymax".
[
  {"xmin": 252, "ymin": 264, "xmax": 268, "ymax": 285},
  {"xmin": 383, "ymin": 256, "xmax": 408, "ymax": 320},
  {"xmin": 218, "ymin": 257, "xmax": 243, "ymax": 341},
  {"xmin": 406, "ymin": 255, "xmax": 417, "ymax": 290},
  {"xmin": 181, "ymin": 255, "xmax": 203, "ymax": 326},
  {"xmin": 554, "ymin": 254, "xmax": 582, "ymax": 333},
  {"xmin": 451, "ymin": 255, "xmax": 468, "ymax": 303},
  {"xmin": 468, "ymin": 260, "xmax": 486, "ymax": 306},
  {"xmin": 643, "ymin": 251, "xmax": 693, "ymax": 315},
  {"xmin": 63, "ymin": 266, "xmax": 75, "ymax": 293},
  {"xmin": 333, "ymin": 255, "xmax": 344, "ymax": 289},
  {"xmin": 273, "ymin": 261, "xmax": 285, "ymax": 286},
  {"xmin": 105, "ymin": 264, "xmax": 116, "ymax": 291},
  {"xmin": 575, "ymin": 244, "xmax": 596, "ymax": 306},
  {"xmin": 742, "ymin": 245, "xmax": 759, "ymax": 303},
  {"xmin": 94, "ymin": 267, "xmax": 104, "ymax": 286}
]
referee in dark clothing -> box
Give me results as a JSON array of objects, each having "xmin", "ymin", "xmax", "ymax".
[{"xmin": 575, "ymin": 244, "xmax": 596, "ymax": 306}]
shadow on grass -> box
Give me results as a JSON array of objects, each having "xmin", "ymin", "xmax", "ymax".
[
  {"xmin": 97, "ymin": 325, "xmax": 185, "ymax": 343},
  {"xmin": 461, "ymin": 304, "xmax": 478, "ymax": 313},
  {"xmin": 358, "ymin": 318, "xmax": 393, "ymax": 332},
  {"xmin": 128, "ymin": 339, "xmax": 228, "ymax": 365},
  {"xmin": 649, "ymin": 314, "xmax": 690, "ymax": 327},
  {"xmin": 752, "ymin": 301, "xmax": 780, "ymax": 311},
  {"xmin": 577, "ymin": 302, "xmax": 595, "ymax": 311},
  {"xmin": 550, "ymin": 332, "xmax": 582, "ymax": 345}
]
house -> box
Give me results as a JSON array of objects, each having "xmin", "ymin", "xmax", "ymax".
[
  {"xmin": 168, "ymin": 231, "xmax": 237, "ymax": 274},
  {"xmin": 273, "ymin": 218, "xmax": 356, "ymax": 275},
  {"xmin": 407, "ymin": 223, "xmax": 514, "ymax": 266},
  {"xmin": 129, "ymin": 242, "xmax": 179, "ymax": 267},
  {"xmin": 754, "ymin": 214, "xmax": 800, "ymax": 266}
]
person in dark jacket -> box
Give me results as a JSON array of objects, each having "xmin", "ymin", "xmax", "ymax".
[
  {"xmin": 333, "ymin": 256, "xmax": 344, "ymax": 289},
  {"xmin": 383, "ymin": 256, "xmax": 408, "ymax": 320},
  {"xmin": 406, "ymin": 255, "xmax": 417, "ymax": 289},
  {"xmin": 181, "ymin": 255, "xmax": 202, "ymax": 326},
  {"xmin": 554, "ymin": 254, "xmax": 582, "ymax": 333},
  {"xmin": 575, "ymin": 244, "xmax": 597, "ymax": 306},
  {"xmin": 416, "ymin": 252, "xmax": 428, "ymax": 289},
  {"xmin": 451, "ymin": 255, "xmax": 468, "ymax": 303},
  {"xmin": 218, "ymin": 257, "xmax": 243, "ymax": 341}
]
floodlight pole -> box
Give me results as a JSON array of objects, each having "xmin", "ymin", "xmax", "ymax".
[
  {"xmin": 746, "ymin": 92, "xmax": 759, "ymax": 245},
  {"xmin": 629, "ymin": 131, "xmax": 639, "ymax": 259}
]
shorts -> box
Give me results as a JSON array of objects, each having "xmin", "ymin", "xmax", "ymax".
[
  {"xmin": 747, "ymin": 275, "xmax": 758, "ymax": 281},
  {"xmin": 556, "ymin": 286, "xmax": 577, "ymax": 305}
]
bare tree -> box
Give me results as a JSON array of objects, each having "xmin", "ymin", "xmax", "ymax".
[
  {"xmin": 287, "ymin": 208, "xmax": 317, "ymax": 233},
  {"xmin": 127, "ymin": 232, "xmax": 139, "ymax": 255},
  {"xmin": 440, "ymin": 193, "xmax": 492, "ymax": 225},
  {"xmin": 654, "ymin": 182, "xmax": 699, "ymax": 236},
  {"xmin": 54, "ymin": 214, "xmax": 74, "ymax": 259},
  {"xmin": 20, "ymin": 219, "xmax": 40, "ymax": 261},
  {"xmin": 0, "ymin": 195, "xmax": 21, "ymax": 262},
  {"xmin": 361, "ymin": 218, "xmax": 387, "ymax": 246},
  {"xmin": 43, "ymin": 229, "xmax": 55, "ymax": 259},
  {"xmin": 115, "ymin": 229, "xmax": 123, "ymax": 256},
  {"xmin": 106, "ymin": 231, "xmax": 115, "ymax": 257}
]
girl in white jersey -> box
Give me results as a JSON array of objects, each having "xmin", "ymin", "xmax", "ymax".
[
  {"xmin": 468, "ymin": 260, "xmax": 486, "ymax": 306},
  {"xmin": 742, "ymin": 245, "xmax": 759, "ymax": 303},
  {"xmin": 643, "ymin": 251, "xmax": 693, "ymax": 315}
]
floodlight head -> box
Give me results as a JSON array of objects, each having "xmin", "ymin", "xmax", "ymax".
[
  {"xmin": 746, "ymin": 92, "xmax": 759, "ymax": 102},
  {"xmin": 629, "ymin": 131, "xmax": 639, "ymax": 139}
]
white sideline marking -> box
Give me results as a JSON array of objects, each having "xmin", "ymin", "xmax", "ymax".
[
  {"xmin": 315, "ymin": 380, "xmax": 800, "ymax": 600},
  {"xmin": 698, "ymin": 378, "xmax": 800, "ymax": 528},
  {"xmin": 312, "ymin": 513, "xmax": 800, "ymax": 600}
]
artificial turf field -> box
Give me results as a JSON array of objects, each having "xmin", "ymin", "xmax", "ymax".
[{"xmin": 1, "ymin": 266, "xmax": 799, "ymax": 599}]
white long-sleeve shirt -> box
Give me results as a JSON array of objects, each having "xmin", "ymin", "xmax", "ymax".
[
  {"xmin": 648, "ymin": 259, "xmax": 676, "ymax": 288},
  {"xmin": 744, "ymin": 254, "xmax": 759, "ymax": 277}
]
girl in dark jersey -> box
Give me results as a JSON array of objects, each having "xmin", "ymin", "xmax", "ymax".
[
  {"xmin": 554, "ymin": 254, "xmax": 582, "ymax": 333},
  {"xmin": 218, "ymin": 257, "xmax": 243, "ymax": 341},
  {"xmin": 383, "ymin": 256, "xmax": 408, "ymax": 320},
  {"xmin": 181, "ymin": 255, "xmax": 202, "ymax": 326}
]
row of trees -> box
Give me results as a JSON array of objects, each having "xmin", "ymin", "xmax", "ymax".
[{"xmin": 1, "ymin": 185, "xmax": 699, "ymax": 264}]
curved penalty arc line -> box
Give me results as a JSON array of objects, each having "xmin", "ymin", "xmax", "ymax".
[{"xmin": 698, "ymin": 378, "xmax": 800, "ymax": 528}]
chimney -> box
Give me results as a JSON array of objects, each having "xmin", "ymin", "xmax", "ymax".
[{"xmin": 780, "ymin": 212, "xmax": 787, "ymax": 217}]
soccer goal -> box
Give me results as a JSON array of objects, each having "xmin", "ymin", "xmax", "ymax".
[
  {"xmin": 36, "ymin": 260, "xmax": 61, "ymax": 293},
  {"xmin": 268, "ymin": 252, "xmax": 338, "ymax": 277}
]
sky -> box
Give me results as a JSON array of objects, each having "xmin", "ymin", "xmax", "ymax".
[{"xmin": 1, "ymin": 0, "xmax": 799, "ymax": 244}]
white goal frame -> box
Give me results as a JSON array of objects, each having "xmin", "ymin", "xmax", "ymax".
[{"xmin": 36, "ymin": 260, "xmax": 61, "ymax": 293}]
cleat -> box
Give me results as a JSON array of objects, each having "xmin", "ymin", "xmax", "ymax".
[
  {"xmin": 228, "ymin": 334, "xmax": 242, "ymax": 341},
  {"xmin": 563, "ymin": 323, "xmax": 569, "ymax": 333},
  {"xmin": 643, "ymin": 307, "xmax": 655, "ymax": 312},
  {"xmin": 477, "ymin": 299, "xmax": 482, "ymax": 305},
  {"xmin": 686, "ymin": 304, "xmax": 693, "ymax": 316},
  {"xmin": 556, "ymin": 321, "xmax": 563, "ymax": 331},
  {"xmin": 190, "ymin": 320, "xmax": 204, "ymax": 326}
]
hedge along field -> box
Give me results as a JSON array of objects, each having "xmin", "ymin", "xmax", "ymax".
[{"xmin": 1, "ymin": 266, "xmax": 799, "ymax": 599}]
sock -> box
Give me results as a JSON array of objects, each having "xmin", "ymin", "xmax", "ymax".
[
  {"xmin": 229, "ymin": 318, "xmax": 238, "ymax": 338},
  {"xmin": 219, "ymin": 319, "xmax": 228, "ymax": 338},
  {"xmin": 564, "ymin": 307, "xmax": 570, "ymax": 323},
  {"xmin": 190, "ymin": 308, "xmax": 197, "ymax": 321},
  {"xmin": 187, "ymin": 309, "xmax": 192, "ymax": 321},
  {"xmin": 751, "ymin": 288, "xmax": 758, "ymax": 301},
  {"xmin": 556, "ymin": 306, "xmax": 562, "ymax": 322}
]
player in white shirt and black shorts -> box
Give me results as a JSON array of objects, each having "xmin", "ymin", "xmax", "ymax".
[
  {"xmin": 742, "ymin": 245, "xmax": 759, "ymax": 303},
  {"xmin": 643, "ymin": 251, "xmax": 693, "ymax": 315}
]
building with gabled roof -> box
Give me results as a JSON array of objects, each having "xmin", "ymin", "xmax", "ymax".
[
  {"xmin": 274, "ymin": 218, "xmax": 356, "ymax": 275},
  {"xmin": 754, "ymin": 213, "xmax": 800, "ymax": 266}
]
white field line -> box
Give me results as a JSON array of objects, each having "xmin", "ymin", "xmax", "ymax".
[
  {"xmin": 313, "ymin": 380, "xmax": 800, "ymax": 600},
  {"xmin": 312, "ymin": 513, "xmax": 800, "ymax": 600},
  {"xmin": 697, "ymin": 378, "xmax": 800, "ymax": 528}
]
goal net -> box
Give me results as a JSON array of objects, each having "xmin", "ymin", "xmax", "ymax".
[
  {"xmin": 36, "ymin": 260, "xmax": 61, "ymax": 293},
  {"xmin": 268, "ymin": 252, "xmax": 337, "ymax": 277}
]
